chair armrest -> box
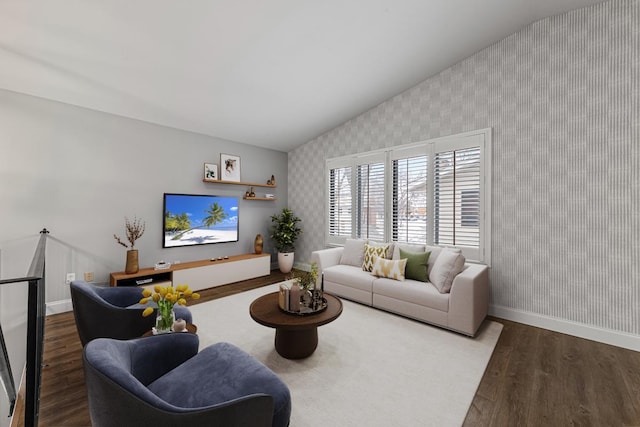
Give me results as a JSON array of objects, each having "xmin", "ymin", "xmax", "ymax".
[
  {"xmin": 85, "ymin": 365, "xmax": 274, "ymax": 427},
  {"xmin": 129, "ymin": 334, "xmax": 200, "ymax": 384},
  {"xmin": 84, "ymin": 349, "xmax": 274, "ymax": 427},
  {"xmin": 71, "ymin": 285, "xmax": 157, "ymax": 345},
  {"xmin": 447, "ymin": 264, "xmax": 489, "ymax": 336},
  {"xmin": 100, "ymin": 285, "xmax": 147, "ymax": 307},
  {"xmin": 311, "ymin": 247, "xmax": 344, "ymax": 286}
]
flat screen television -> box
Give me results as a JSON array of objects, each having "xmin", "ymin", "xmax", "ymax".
[{"xmin": 163, "ymin": 193, "xmax": 239, "ymax": 248}]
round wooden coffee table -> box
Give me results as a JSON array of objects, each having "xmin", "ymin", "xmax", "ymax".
[{"xmin": 249, "ymin": 292, "xmax": 342, "ymax": 359}]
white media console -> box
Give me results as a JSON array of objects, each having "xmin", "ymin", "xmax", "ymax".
[{"xmin": 109, "ymin": 253, "xmax": 271, "ymax": 291}]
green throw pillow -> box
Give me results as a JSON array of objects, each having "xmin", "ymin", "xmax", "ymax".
[{"xmin": 399, "ymin": 248, "xmax": 431, "ymax": 282}]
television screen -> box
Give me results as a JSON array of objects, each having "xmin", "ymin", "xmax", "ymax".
[{"xmin": 163, "ymin": 193, "xmax": 239, "ymax": 248}]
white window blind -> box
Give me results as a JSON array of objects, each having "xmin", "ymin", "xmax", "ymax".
[
  {"xmin": 433, "ymin": 147, "xmax": 481, "ymax": 248},
  {"xmin": 328, "ymin": 164, "xmax": 352, "ymax": 243},
  {"xmin": 392, "ymin": 154, "xmax": 428, "ymax": 244},
  {"xmin": 355, "ymin": 159, "xmax": 385, "ymax": 241}
]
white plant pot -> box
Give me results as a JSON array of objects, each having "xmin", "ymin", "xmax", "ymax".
[{"xmin": 278, "ymin": 252, "xmax": 295, "ymax": 273}]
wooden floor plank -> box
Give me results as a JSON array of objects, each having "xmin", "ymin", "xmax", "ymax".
[{"xmin": 464, "ymin": 319, "xmax": 640, "ymax": 427}]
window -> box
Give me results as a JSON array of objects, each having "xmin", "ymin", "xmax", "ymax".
[
  {"xmin": 433, "ymin": 147, "xmax": 481, "ymax": 247},
  {"xmin": 355, "ymin": 159, "xmax": 385, "ymax": 241},
  {"xmin": 327, "ymin": 161, "xmax": 352, "ymax": 245},
  {"xmin": 326, "ymin": 129, "xmax": 491, "ymax": 264},
  {"xmin": 392, "ymin": 148, "xmax": 428, "ymax": 244}
]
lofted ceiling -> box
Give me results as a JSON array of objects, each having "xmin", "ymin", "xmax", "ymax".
[{"xmin": 0, "ymin": 0, "xmax": 603, "ymax": 152}]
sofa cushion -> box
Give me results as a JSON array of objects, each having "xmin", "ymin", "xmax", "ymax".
[
  {"xmin": 429, "ymin": 249, "xmax": 466, "ymax": 293},
  {"xmin": 340, "ymin": 239, "xmax": 367, "ymax": 267},
  {"xmin": 324, "ymin": 264, "xmax": 377, "ymax": 292},
  {"xmin": 424, "ymin": 245, "xmax": 444, "ymax": 276},
  {"xmin": 399, "ymin": 248, "xmax": 430, "ymax": 282},
  {"xmin": 371, "ymin": 257, "xmax": 407, "ymax": 281},
  {"xmin": 362, "ymin": 244, "xmax": 390, "ymax": 272},
  {"xmin": 373, "ymin": 278, "xmax": 449, "ymax": 312}
]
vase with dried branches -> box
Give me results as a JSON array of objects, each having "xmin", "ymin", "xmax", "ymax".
[{"xmin": 114, "ymin": 216, "xmax": 146, "ymax": 274}]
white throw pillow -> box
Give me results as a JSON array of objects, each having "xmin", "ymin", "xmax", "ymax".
[
  {"xmin": 339, "ymin": 239, "xmax": 367, "ymax": 267},
  {"xmin": 371, "ymin": 256, "xmax": 407, "ymax": 281},
  {"xmin": 424, "ymin": 245, "xmax": 445, "ymax": 276},
  {"xmin": 429, "ymin": 249, "xmax": 465, "ymax": 293}
]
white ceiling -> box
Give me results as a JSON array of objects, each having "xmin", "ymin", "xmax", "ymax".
[{"xmin": 0, "ymin": 0, "xmax": 603, "ymax": 152}]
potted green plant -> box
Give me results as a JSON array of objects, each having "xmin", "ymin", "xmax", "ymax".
[{"xmin": 270, "ymin": 208, "xmax": 302, "ymax": 273}]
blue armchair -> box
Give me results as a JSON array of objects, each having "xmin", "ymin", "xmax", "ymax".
[
  {"xmin": 70, "ymin": 280, "xmax": 192, "ymax": 346},
  {"xmin": 83, "ymin": 333, "xmax": 291, "ymax": 427}
]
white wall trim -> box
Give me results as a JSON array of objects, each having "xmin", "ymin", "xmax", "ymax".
[
  {"xmin": 46, "ymin": 299, "xmax": 73, "ymax": 316},
  {"xmin": 490, "ymin": 304, "xmax": 640, "ymax": 353}
]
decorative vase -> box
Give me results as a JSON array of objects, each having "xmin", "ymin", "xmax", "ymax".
[
  {"xmin": 173, "ymin": 318, "xmax": 186, "ymax": 332},
  {"xmin": 278, "ymin": 252, "xmax": 294, "ymax": 274},
  {"xmin": 254, "ymin": 234, "xmax": 263, "ymax": 254},
  {"xmin": 155, "ymin": 307, "xmax": 175, "ymax": 334},
  {"xmin": 289, "ymin": 283, "xmax": 300, "ymax": 312},
  {"xmin": 301, "ymin": 289, "xmax": 313, "ymax": 308},
  {"xmin": 125, "ymin": 249, "xmax": 139, "ymax": 274}
]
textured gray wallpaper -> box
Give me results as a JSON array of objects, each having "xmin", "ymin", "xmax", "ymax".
[{"xmin": 289, "ymin": 0, "xmax": 640, "ymax": 336}]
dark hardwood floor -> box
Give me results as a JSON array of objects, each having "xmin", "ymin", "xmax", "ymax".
[{"xmin": 14, "ymin": 270, "xmax": 640, "ymax": 426}]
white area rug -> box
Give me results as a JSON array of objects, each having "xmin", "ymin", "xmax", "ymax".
[{"xmin": 189, "ymin": 284, "xmax": 502, "ymax": 427}]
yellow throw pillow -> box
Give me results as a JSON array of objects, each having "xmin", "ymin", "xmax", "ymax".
[
  {"xmin": 362, "ymin": 244, "xmax": 389, "ymax": 272},
  {"xmin": 371, "ymin": 256, "xmax": 407, "ymax": 281}
]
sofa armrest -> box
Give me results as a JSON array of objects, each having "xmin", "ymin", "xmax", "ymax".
[
  {"xmin": 311, "ymin": 247, "xmax": 344, "ymax": 286},
  {"xmin": 447, "ymin": 263, "xmax": 489, "ymax": 336}
]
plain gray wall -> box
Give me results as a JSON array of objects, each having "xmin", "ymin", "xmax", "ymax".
[
  {"xmin": 0, "ymin": 89, "xmax": 288, "ymax": 420},
  {"xmin": 0, "ymin": 89, "xmax": 288, "ymax": 294}
]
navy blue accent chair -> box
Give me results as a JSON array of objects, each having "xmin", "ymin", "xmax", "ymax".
[
  {"xmin": 70, "ymin": 280, "xmax": 192, "ymax": 346},
  {"xmin": 83, "ymin": 333, "xmax": 291, "ymax": 427}
]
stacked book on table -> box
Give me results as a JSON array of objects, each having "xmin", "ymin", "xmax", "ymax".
[{"xmin": 278, "ymin": 280, "xmax": 300, "ymax": 312}]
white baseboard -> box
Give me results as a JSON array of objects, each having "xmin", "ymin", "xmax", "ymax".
[
  {"xmin": 46, "ymin": 299, "xmax": 73, "ymax": 315},
  {"xmin": 490, "ymin": 304, "xmax": 640, "ymax": 352}
]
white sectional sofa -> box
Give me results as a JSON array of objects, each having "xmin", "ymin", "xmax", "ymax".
[{"xmin": 311, "ymin": 240, "xmax": 489, "ymax": 336}]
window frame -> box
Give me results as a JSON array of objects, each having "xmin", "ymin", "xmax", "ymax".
[{"xmin": 325, "ymin": 128, "xmax": 491, "ymax": 265}]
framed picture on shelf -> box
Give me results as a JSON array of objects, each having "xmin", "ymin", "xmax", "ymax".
[
  {"xmin": 220, "ymin": 154, "xmax": 241, "ymax": 182},
  {"xmin": 204, "ymin": 163, "xmax": 218, "ymax": 180}
]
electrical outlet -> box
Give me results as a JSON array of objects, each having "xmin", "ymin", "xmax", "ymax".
[
  {"xmin": 84, "ymin": 272, "xmax": 94, "ymax": 282},
  {"xmin": 65, "ymin": 273, "xmax": 75, "ymax": 285}
]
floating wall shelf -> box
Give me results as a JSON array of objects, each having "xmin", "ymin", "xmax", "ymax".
[
  {"xmin": 243, "ymin": 196, "xmax": 277, "ymax": 201},
  {"xmin": 203, "ymin": 179, "xmax": 276, "ymax": 188}
]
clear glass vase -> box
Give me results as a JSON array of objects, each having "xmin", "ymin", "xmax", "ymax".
[{"xmin": 155, "ymin": 304, "xmax": 175, "ymax": 334}]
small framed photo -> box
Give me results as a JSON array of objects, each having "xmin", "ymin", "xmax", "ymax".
[
  {"xmin": 220, "ymin": 154, "xmax": 241, "ymax": 182},
  {"xmin": 204, "ymin": 163, "xmax": 218, "ymax": 180}
]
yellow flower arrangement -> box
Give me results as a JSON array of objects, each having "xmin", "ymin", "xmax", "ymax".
[{"xmin": 139, "ymin": 284, "xmax": 200, "ymax": 332}]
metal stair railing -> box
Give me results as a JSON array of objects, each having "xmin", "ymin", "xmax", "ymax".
[{"xmin": 0, "ymin": 228, "xmax": 49, "ymax": 427}]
